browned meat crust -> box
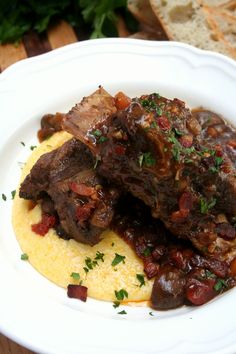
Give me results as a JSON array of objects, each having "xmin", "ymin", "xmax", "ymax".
[{"xmin": 19, "ymin": 138, "xmax": 120, "ymax": 245}]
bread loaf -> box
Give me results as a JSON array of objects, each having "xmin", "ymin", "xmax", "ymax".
[{"xmin": 149, "ymin": 0, "xmax": 236, "ymax": 59}]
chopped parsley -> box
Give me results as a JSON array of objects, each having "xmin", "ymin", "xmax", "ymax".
[
  {"xmin": 83, "ymin": 252, "xmax": 105, "ymax": 274},
  {"xmin": 2, "ymin": 193, "xmax": 6, "ymax": 201},
  {"xmin": 205, "ymin": 270, "xmax": 216, "ymax": 279},
  {"xmin": 172, "ymin": 145, "xmax": 181, "ymax": 162},
  {"xmin": 20, "ymin": 141, "xmax": 25, "ymax": 146},
  {"xmin": 91, "ymin": 129, "xmax": 102, "ymax": 137},
  {"xmin": 214, "ymin": 279, "xmax": 227, "ymax": 292},
  {"xmin": 173, "ymin": 127, "xmax": 183, "ymax": 136},
  {"xmin": 117, "ymin": 310, "xmax": 127, "ymax": 315},
  {"xmin": 200, "ymin": 197, "xmax": 216, "ymax": 214},
  {"xmin": 21, "ymin": 253, "xmax": 28, "ymax": 260},
  {"xmin": 95, "ymin": 251, "xmax": 105, "ymax": 262},
  {"xmin": 209, "ymin": 156, "xmax": 223, "ymax": 173},
  {"xmin": 140, "ymin": 97, "xmax": 162, "ymax": 116},
  {"xmin": 136, "ymin": 274, "xmax": 145, "ymax": 287},
  {"xmin": 70, "ymin": 272, "xmax": 80, "ymax": 280},
  {"xmin": 11, "ymin": 190, "xmax": 16, "ymax": 199},
  {"xmin": 85, "ymin": 256, "xmax": 98, "ymax": 270},
  {"xmin": 152, "ymin": 92, "xmax": 161, "ymax": 99},
  {"xmin": 113, "ymin": 301, "xmax": 120, "ymax": 308},
  {"xmin": 142, "ymin": 247, "xmax": 152, "ymax": 257},
  {"xmin": 97, "ymin": 136, "xmax": 108, "ymax": 144},
  {"xmin": 30, "ymin": 145, "xmax": 37, "ymax": 151},
  {"xmin": 111, "ymin": 253, "xmax": 126, "ymax": 267},
  {"xmin": 111, "ymin": 242, "xmax": 115, "ymax": 247},
  {"xmin": 83, "ymin": 267, "xmax": 89, "ymax": 274},
  {"xmin": 149, "ymin": 312, "xmax": 154, "ymax": 316},
  {"xmin": 138, "ymin": 151, "xmax": 156, "ymax": 168},
  {"xmin": 150, "ymin": 121, "xmax": 158, "ymax": 129},
  {"xmin": 115, "ymin": 289, "xmax": 128, "ymax": 301}
]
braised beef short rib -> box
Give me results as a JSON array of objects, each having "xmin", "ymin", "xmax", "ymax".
[
  {"xmin": 63, "ymin": 90, "xmax": 236, "ymax": 262},
  {"xmin": 20, "ymin": 138, "xmax": 120, "ymax": 245}
]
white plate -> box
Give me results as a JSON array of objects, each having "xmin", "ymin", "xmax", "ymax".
[{"xmin": 0, "ymin": 38, "xmax": 236, "ymax": 354}]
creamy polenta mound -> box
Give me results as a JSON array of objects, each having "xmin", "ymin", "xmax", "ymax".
[{"xmin": 13, "ymin": 131, "xmax": 153, "ymax": 302}]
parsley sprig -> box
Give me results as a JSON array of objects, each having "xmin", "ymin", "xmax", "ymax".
[
  {"xmin": 0, "ymin": 1, "xmax": 132, "ymax": 44},
  {"xmin": 200, "ymin": 197, "xmax": 216, "ymax": 214},
  {"xmin": 111, "ymin": 253, "xmax": 126, "ymax": 267},
  {"xmin": 115, "ymin": 288, "xmax": 128, "ymax": 301}
]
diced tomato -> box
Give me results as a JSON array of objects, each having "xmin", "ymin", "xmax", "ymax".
[
  {"xmin": 114, "ymin": 145, "xmax": 126, "ymax": 155},
  {"xmin": 179, "ymin": 135, "xmax": 193, "ymax": 148},
  {"xmin": 69, "ymin": 182, "xmax": 95, "ymax": 196},
  {"xmin": 115, "ymin": 92, "xmax": 131, "ymax": 110},
  {"xmin": 67, "ymin": 284, "xmax": 88, "ymax": 302},
  {"xmin": 157, "ymin": 116, "xmax": 171, "ymax": 131},
  {"xmin": 31, "ymin": 214, "xmax": 56, "ymax": 236}
]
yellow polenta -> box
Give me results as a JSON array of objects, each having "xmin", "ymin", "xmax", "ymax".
[{"xmin": 12, "ymin": 131, "xmax": 153, "ymax": 302}]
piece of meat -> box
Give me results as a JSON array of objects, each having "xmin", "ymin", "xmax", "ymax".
[
  {"xmin": 63, "ymin": 91, "xmax": 236, "ymax": 262},
  {"xmin": 67, "ymin": 284, "xmax": 88, "ymax": 302},
  {"xmin": 38, "ymin": 112, "xmax": 65, "ymax": 142},
  {"xmin": 19, "ymin": 138, "xmax": 120, "ymax": 245},
  {"xmin": 63, "ymin": 87, "xmax": 117, "ymax": 154}
]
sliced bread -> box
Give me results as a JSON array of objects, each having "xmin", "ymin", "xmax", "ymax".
[{"xmin": 149, "ymin": 0, "xmax": 236, "ymax": 59}]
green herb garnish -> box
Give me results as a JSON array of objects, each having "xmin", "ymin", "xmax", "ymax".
[
  {"xmin": 2, "ymin": 193, "xmax": 6, "ymax": 201},
  {"xmin": 30, "ymin": 145, "xmax": 37, "ymax": 151},
  {"xmin": 214, "ymin": 279, "xmax": 227, "ymax": 292},
  {"xmin": 21, "ymin": 253, "xmax": 28, "ymax": 260},
  {"xmin": 85, "ymin": 256, "xmax": 98, "ymax": 270},
  {"xmin": 136, "ymin": 274, "xmax": 145, "ymax": 287},
  {"xmin": 113, "ymin": 301, "xmax": 120, "ymax": 308},
  {"xmin": 11, "ymin": 190, "xmax": 16, "ymax": 199},
  {"xmin": 70, "ymin": 272, "xmax": 80, "ymax": 280},
  {"xmin": 173, "ymin": 128, "xmax": 183, "ymax": 136},
  {"xmin": 20, "ymin": 141, "xmax": 25, "ymax": 146},
  {"xmin": 97, "ymin": 136, "xmax": 108, "ymax": 144},
  {"xmin": 111, "ymin": 253, "xmax": 126, "ymax": 267},
  {"xmin": 95, "ymin": 251, "xmax": 105, "ymax": 262},
  {"xmin": 200, "ymin": 197, "xmax": 216, "ymax": 214},
  {"xmin": 115, "ymin": 289, "xmax": 128, "ymax": 301},
  {"xmin": 172, "ymin": 145, "xmax": 180, "ymax": 162},
  {"xmin": 205, "ymin": 270, "xmax": 216, "ymax": 279},
  {"xmin": 140, "ymin": 97, "xmax": 162, "ymax": 116},
  {"xmin": 210, "ymin": 156, "xmax": 223, "ymax": 173},
  {"xmin": 118, "ymin": 310, "xmax": 127, "ymax": 315},
  {"xmin": 142, "ymin": 248, "xmax": 151, "ymax": 257},
  {"xmin": 150, "ymin": 121, "xmax": 158, "ymax": 129},
  {"xmin": 143, "ymin": 152, "xmax": 156, "ymax": 167},
  {"xmin": 149, "ymin": 312, "xmax": 154, "ymax": 316},
  {"xmin": 83, "ymin": 267, "xmax": 89, "ymax": 274},
  {"xmin": 91, "ymin": 129, "xmax": 102, "ymax": 137}
]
